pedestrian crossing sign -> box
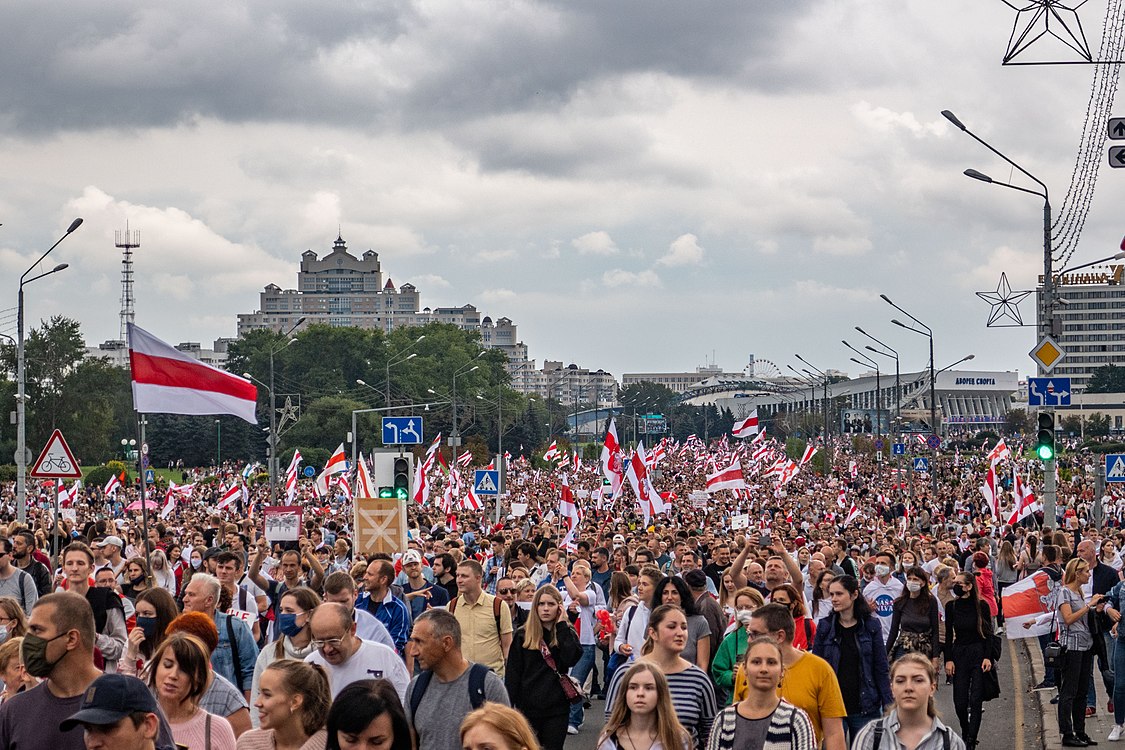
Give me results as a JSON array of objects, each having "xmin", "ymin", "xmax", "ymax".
[
  {"xmin": 1107, "ymin": 454, "xmax": 1125, "ymax": 483},
  {"xmin": 473, "ymin": 469, "xmax": 500, "ymax": 495}
]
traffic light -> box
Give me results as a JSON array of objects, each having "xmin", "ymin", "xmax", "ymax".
[
  {"xmin": 1036, "ymin": 411, "xmax": 1056, "ymax": 461},
  {"xmin": 393, "ymin": 457, "xmax": 411, "ymax": 500}
]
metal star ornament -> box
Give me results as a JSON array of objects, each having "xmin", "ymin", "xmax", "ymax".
[
  {"xmin": 1001, "ymin": 0, "xmax": 1093, "ymax": 63},
  {"xmin": 976, "ymin": 272, "xmax": 1033, "ymax": 327}
]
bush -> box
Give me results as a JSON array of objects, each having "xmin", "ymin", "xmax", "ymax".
[
  {"xmin": 0, "ymin": 465, "xmax": 15, "ymax": 483},
  {"xmin": 105, "ymin": 460, "xmax": 130, "ymax": 483},
  {"xmin": 84, "ymin": 465, "xmax": 114, "ymax": 489}
]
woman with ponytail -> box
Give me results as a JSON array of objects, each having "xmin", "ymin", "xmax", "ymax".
[{"xmin": 238, "ymin": 659, "xmax": 331, "ymax": 750}]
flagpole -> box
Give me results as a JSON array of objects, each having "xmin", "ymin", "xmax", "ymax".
[
  {"xmin": 52, "ymin": 477, "xmax": 61, "ymax": 566},
  {"xmin": 138, "ymin": 413, "xmax": 150, "ymax": 574}
]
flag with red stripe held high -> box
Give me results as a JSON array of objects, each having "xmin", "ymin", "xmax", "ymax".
[{"xmin": 129, "ymin": 323, "xmax": 258, "ymax": 423}]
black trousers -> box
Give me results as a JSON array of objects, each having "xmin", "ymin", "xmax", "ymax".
[
  {"xmin": 1058, "ymin": 647, "xmax": 1094, "ymax": 737},
  {"xmin": 951, "ymin": 642, "xmax": 986, "ymax": 743},
  {"xmin": 526, "ymin": 713, "xmax": 570, "ymax": 750}
]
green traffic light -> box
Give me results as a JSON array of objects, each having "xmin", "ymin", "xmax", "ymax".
[
  {"xmin": 378, "ymin": 487, "xmax": 395, "ymax": 498},
  {"xmin": 395, "ymin": 487, "xmax": 409, "ymax": 500},
  {"xmin": 1036, "ymin": 444, "xmax": 1055, "ymax": 461}
]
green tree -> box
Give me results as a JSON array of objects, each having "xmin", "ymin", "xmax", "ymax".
[
  {"xmin": 1004, "ymin": 408, "xmax": 1033, "ymax": 436},
  {"xmin": 1087, "ymin": 412, "xmax": 1111, "ymax": 437},
  {"xmin": 1087, "ymin": 365, "xmax": 1125, "ymax": 394},
  {"xmin": 281, "ymin": 395, "xmax": 367, "ymax": 455}
]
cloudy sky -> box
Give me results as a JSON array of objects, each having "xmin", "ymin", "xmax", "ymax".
[{"xmin": 2, "ymin": 1, "xmax": 1123, "ymax": 381}]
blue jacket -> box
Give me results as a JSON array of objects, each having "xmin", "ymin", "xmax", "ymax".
[
  {"xmin": 812, "ymin": 612, "xmax": 892, "ymax": 716},
  {"xmin": 212, "ymin": 612, "xmax": 258, "ymax": 693}
]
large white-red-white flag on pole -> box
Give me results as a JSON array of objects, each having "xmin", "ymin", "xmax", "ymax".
[
  {"xmin": 128, "ymin": 323, "xmax": 257, "ymax": 423},
  {"xmin": 799, "ymin": 444, "xmax": 818, "ymax": 466},
  {"xmin": 285, "ymin": 450, "xmax": 303, "ymax": 502},
  {"xmin": 986, "ymin": 438, "xmax": 1012, "ymax": 465},
  {"xmin": 732, "ymin": 410, "xmax": 759, "ymax": 438},
  {"xmin": 980, "ymin": 464, "xmax": 999, "ymax": 519},
  {"xmin": 356, "ymin": 454, "xmax": 376, "ymax": 498},
  {"xmin": 706, "ymin": 460, "xmax": 747, "ymax": 493},
  {"xmin": 1008, "ymin": 474, "xmax": 1041, "ymax": 525},
  {"xmin": 216, "ymin": 484, "xmax": 243, "ymax": 510}
]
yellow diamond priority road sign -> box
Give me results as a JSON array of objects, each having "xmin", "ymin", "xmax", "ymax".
[{"xmin": 1030, "ymin": 336, "xmax": 1066, "ymax": 373}]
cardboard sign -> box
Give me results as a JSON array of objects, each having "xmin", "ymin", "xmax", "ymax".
[
  {"xmin": 511, "ymin": 502, "xmax": 528, "ymax": 517},
  {"xmin": 730, "ymin": 513, "xmax": 750, "ymax": 529},
  {"xmin": 689, "ymin": 491, "xmax": 709, "ymax": 508},
  {"xmin": 354, "ymin": 497, "xmax": 407, "ymax": 555},
  {"xmin": 263, "ymin": 506, "xmax": 303, "ymax": 542}
]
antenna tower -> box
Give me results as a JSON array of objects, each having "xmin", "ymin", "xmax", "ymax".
[{"xmin": 116, "ymin": 224, "xmax": 140, "ymax": 343}]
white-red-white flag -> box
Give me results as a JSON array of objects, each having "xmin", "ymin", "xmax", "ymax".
[
  {"xmin": 129, "ymin": 323, "xmax": 258, "ymax": 423},
  {"xmin": 844, "ymin": 503, "xmax": 861, "ymax": 527},
  {"xmin": 706, "ymin": 460, "xmax": 747, "ymax": 493},
  {"xmin": 1008, "ymin": 474, "xmax": 1040, "ymax": 525},
  {"xmin": 601, "ymin": 418, "xmax": 624, "ymax": 497},
  {"xmin": 986, "ymin": 438, "xmax": 1011, "ymax": 465},
  {"xmin": 412, "ymin": 458, "xmax": 430, "ymax": 505},
  {"xmin": 980, "ymin": 465, "xmax": 999, "ymax": 518},
  {"xmin": 284, "ymin": 449, "xmax": 303, "ymax": 501},
  {"xmin": 215, "ymin": 484, "xmax": 242, "ymax": 510},
  {"xmin": 625, "ymin": 442, "xmax": 663, "ymax": 522},
  {"xmin": 732, "ymin": 410, "xmax": 760, "ymax": 438},
  {"xmin": 356, "ymin": 454, "xmax": 376, "ymax": 498},
  {"xmin": 799, "ymin": 444, "xmax": 818, "ymax": 466},
  {"xmin": 103, "ymin": 472, "xmax": 123, "ymax": 497},
  {"xmin": 457, "ymin": 450, "xmax": 473, "ymax": 467},
  {"xmin": 543, "ymin": 441, "xmax": 559, "ymax": 461}
]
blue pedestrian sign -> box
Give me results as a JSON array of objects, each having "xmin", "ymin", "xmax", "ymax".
[
  {"xmin": 1028, "ymin": 377, "xmax": 1072, "ymax": 407},
  {"xmin": 144, "ymin": 469, "xmax": 155, "ymax": 484},
  {"xmin": 1107, "ymin": 454, "xmax": 1125, "ymax": 483},
  {"xmin": 892, "ymin": 443, "xmax": 906, "ymax": 456},
  {"xmin": 912, "ymin": 457, "xmax": 930, "ymax": 472},
  {"xmin": 382, "ymin": 416, "xmax": 424, "ymax": 445},
  {"xmin": 473, "ymin": 469, "xmax": 500, "ymax": 495}
]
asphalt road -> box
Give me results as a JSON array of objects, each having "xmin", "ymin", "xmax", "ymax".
[{"xmin": 569, "ymin": 641, "xmax": 1041, "ymax": 749}]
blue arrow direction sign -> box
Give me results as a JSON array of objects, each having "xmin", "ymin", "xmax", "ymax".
[
  {"xmin": 473, "ymin": 469, "xmax": 500, "ymax": 495},
  {"xmin": 382, "ymin": 416, "xmax": 424, "ymax": 445},
  {"xmin": 1028, "ymin": 377, "xmax": 1072, "ymax": 407},
  {"xmin": 303, "ymin": 466, "xmax": 316, "ymax": 478},
  {"xmin": 1107, "ymin": 454, "xmax": 1125, "ymax": 483},
  {"xmin": 892, "ymin": 443, "xmax": 906, "ymax": 456},
  {"xmin": 912, "ymin": 457, "xmax": 930, "ymax": 472}
]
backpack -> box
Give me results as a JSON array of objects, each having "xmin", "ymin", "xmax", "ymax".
[
  {"xmin": 409, "ymin": 663, "xmax": 490, "ymax": 729},
  {"xmin": 871, "ymin": 722, "xmax": 949, "ymax": 750},
  {"xmin": 449, "ymin": 594, "xmax": 503, "ymax": 633}
]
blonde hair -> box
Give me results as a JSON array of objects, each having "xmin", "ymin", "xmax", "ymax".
[
  {"xmin": 522, "ymin": 586, "xmax": 564, "ymax": 650},
  {"xmin": 1064, "ymin": 557, "xmax": 1089, "ymax": 587},
  {"xmin": 460, "ymin": 704, "xmax": 540, "ymax": 750},
  {"xmin": 890, "ymin": 652, "xmax": 939, "ymax": 718},
  {"xmin": 600, "ymin": 661, "xmax": 689, "ymax": 750},
  {"xmin": 264, "ymin": 659, "xmax": 331, "ymax": 736},
  {"xmin": 0, "ymin": 637, "xmax": 22, "ymax": 672},
  {"xmin": 0, "ymin": 597, "xmax": 28, "ymax": 638}
]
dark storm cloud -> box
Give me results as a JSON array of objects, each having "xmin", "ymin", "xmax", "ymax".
[{"xmin": 0, "ymin": 1, "xmax": 812, "ymax": 135}]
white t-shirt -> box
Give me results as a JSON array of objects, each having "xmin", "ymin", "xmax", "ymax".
[
  {"xmin": 306, "ymin": 639, "xmax": 410, "ymax": 704},
  {"xmin": 863, "ymin": 577, "xmax": 904, "ymax": 642},
  {"xmin": 563, "ymin": 583, "xmax": 607, "ymax": 646},
  {"xmin": 226, "ymin": 585, "xmax": 259, "ymax": 630}
]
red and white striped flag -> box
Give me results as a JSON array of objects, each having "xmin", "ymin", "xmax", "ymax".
[
  {"xmin": 837, "ymin": 487, "xmax": 847, "ymax": 508},
  {"xmin": 285, "ymin": 449, "xmax": 303, "ymax": 502},
  {"xmin": 457, "ymin": 451, "xmax": 473, "ymax": 467},
  {"xmin": 732, "ymin": 410, "xmax": 759, "ymax": 438},
  {"xmin": 216, "ymin": 484, "xmax": 242, "ymax": 510},
  {"xmin": 128, "ymin": 323, "xmax": 258, "ymax": 423},
  {"xmin": 799, "ymin": 444, "xmax": 818, "ymax": 466},
  {"xmin": 461, "ymin": 484, "xmax": 481, "ymax": 511},
  {"xmin": 843, "ymin": 503, "xmax": 861, "ymax": 527},
  {"xmin": 986, "ymin": 438, "xmax": 1011, "ymax": 465},
  {"xmin": 980, "ymin": 465, "xmax": 999, "ymax": 518},
  {"xmin": 104, "ymin": 472, "xmax": 124, "ymax": 497},
  {"xmin": 601, "ymin": 418, "xmax": 624, "ymax": 497},
  {"xmin": 543, "ymin": 441, "xmax": 559, "ymax": 461},
  {"xmin": 356, "ymin": 454, "xmax": 376, "ymax": 498},
  {"xmin": 706, "ymin": 460, "xmax": 747, "ymax": 493},
  {"xmin": 1008, "ymin": 474, "xmax": 1040, "ymax": 525}
]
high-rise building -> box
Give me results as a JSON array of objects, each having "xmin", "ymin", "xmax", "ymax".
[{"xmin": 1037, "ymin": 262, "xmax": 1125, "ymax": 391}]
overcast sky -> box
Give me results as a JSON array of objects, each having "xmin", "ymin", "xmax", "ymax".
[{"xmin": 2, "ymin": 1, "xmax": 1123, "ymax": 381}]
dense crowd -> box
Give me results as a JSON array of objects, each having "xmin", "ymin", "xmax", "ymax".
[{"xmin": 0, "ymin": 427, "xmax": 1119, "ymax": 750}]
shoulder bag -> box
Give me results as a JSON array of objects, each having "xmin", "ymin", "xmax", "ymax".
[{"xmin": 539, "ymin": 639, "xmax": 584, "ymax": 704}]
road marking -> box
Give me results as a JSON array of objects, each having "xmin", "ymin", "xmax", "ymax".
[{"xmin": 1009, "ymin": 639, "xmax": 1024, "ymax": 750}]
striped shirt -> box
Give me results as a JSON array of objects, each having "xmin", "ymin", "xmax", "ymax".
[{"xmin": 606, "ymin": 663, "xmax": 717, "ymax": 748}]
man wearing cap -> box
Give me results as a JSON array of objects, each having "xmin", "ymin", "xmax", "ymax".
[
  {"xmin": 95, "ymin": 536, "xmax": 126, "ymax": 581},
  {"xmin": 0, "ymin": 592, "xmax": 171, "ymax": 750},
  {"xmin": 59, "ymin": 673, "xmax": 177, "ymax": 750},
  {"xmin": 402, "ymin": 550, "xmax": 449, "ymax": 620}
]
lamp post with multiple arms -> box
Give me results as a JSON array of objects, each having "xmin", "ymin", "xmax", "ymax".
[
  {"xmin": 943, "ymin": 108, "xmax": 1059, "ymax": 523},
  {"xmin": 244, "ymin": 317, "xmax": 305, "ymax": 504},
  {"xmin": 785, "ymin": 366, "xmax": 821, "ymax": 440},
  {"xmin": 17, "ymin": 217, "xmax": 82, "ymax": 523},
  {"xmin": 382, "ymin": 334, "xmax": 426, "ymax": 407},
  {"xmin": 880, "ymin": 294, "xmax": 939, "ymax": 499},
  {"xmin": 842, "ymin": 340, "xmax": 882, "ymax": 442},
  {"xmin": 450, "ymin": 353, "xmax": 485, "ymax": 447},
  {"xmin": 855, "ymin": 327, "xmax": 901, "ymax": 427},
  {"xmin": 794, "ymin": 356, "xmax": 832, "ymax": 452}
]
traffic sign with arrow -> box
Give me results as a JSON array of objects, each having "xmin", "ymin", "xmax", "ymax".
[
  {"xmin": 1028, "ymin": 376, "xmax": 1072, "ymax": 406},
  {"xmin": 1111, "ymin": 146, "xmax": 1125, "ymax": 168},
  {"xmin": 1111, "ymin": 117, "xmax": 1125, "ymax": 141}
]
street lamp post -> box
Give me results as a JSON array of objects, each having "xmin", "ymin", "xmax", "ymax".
[
  {"xmin": 881, "ymin": 294, "xmax": 939, "ymax": 500},
  {"xmin": 856, "ymin": 327, "xmax": 901, "ymax": 426},
  {"xmin": 843, "ymin": 340, "xmax": 882, "ymax": 442},
  {"xmin": 383, "ymin": 335, "xmax": 426, "ymax": 407},
  {"xmin": 450, "ymin": 355, "xmax": 484, "ymax": 448},
  {"xmin": 795, "ymin": 355, "xmax": 831, "ymax": 451},
  {"xmin": 215, "ymin": 420, "xmax": 221, "ymax": 469},
  {"xmin": 247, "ymin": 317, "xmax": 305, "ymax": 505},
  {"xmin": 943, "ymin": 108, "xmax": 1058, "ymax": 524},
  {"xmin": 16, "ymin": 218, "xmax": 82, "ymax": 523}
]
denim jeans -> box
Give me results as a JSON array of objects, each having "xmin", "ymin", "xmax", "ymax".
[
  {"xmin": 843, "ymin": 710, "xmax": 882, "ymax": 743},
  {"xmin": 1039, "ymin": 632, "xmax": 1057, "ymax": 687},
  {"xmin": 568, "ymin": 644, "xmax": 598, "ymax": 728},
  {"xmin": 1087, "ymin": 630, "xmax": 1115, "ymax": 708},
  {"xmin": 1113, "ymin": 636, "xmax": 1125, "ymax": 725}
]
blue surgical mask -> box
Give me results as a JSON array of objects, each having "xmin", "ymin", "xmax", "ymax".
[{"xmin": 278, "ymin": 613, "xmax": 304, "ymax": 638}]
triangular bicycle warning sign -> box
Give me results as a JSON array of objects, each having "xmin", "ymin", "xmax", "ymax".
[{"xmin": 29, "ymin": 429, "xmax": 83, "ymax": 479}]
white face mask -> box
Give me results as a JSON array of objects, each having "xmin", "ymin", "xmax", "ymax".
[
  {"xmin": 735, "ymin": 609, "xmax": 754, "ymax": 626},
  {"xmin": 191, "ymin": 559, "xmax": 202, "ymax": 570},
  {"xmin": 874, "ymin": 564, "xmax": 891, "ymax": 578},
  {"xmin": 906, "ymin": 581, "xmax": 922, "ymax": 593},
  {"xmin": 0, "ymin": 625, "xmax": 8, "ymax": 643}
]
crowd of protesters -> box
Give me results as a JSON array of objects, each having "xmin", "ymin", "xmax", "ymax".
[{"xmin": 0, "ymin": 428, "xmax": 1119, "ymax": 749}]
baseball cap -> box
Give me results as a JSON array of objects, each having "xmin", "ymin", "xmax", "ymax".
[
  {"xmin": 403, "ymin": 550, "xmax": 423, "ymax": 565},
  {"xmin": 95, "ymin": 535, "xmax": 124, "ymax": 549},
  {"xmin": 612, "ymin": 534, "xmax": 625, "ymax": 547},
  {"xmin": 60, "ymin": 674, "xmax": 158, "ymax": 731}
]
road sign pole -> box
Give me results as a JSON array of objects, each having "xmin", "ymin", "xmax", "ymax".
[{"xmin": 1095, "ymin": 460, "xmax": 1107, "ymax": 530}]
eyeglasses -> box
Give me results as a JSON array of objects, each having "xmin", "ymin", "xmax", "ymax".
[
  {"xmin": 313, "ymin": 636, "xmax": 347, "ymax": 649},
  {"xmin": 498, "ymin": 588, "xmax": 516, "ymax": 595}
]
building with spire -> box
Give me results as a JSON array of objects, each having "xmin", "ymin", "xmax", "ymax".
[{"xmin": 236, "ymin": 234, "xmax": 529, "ymax": 365}]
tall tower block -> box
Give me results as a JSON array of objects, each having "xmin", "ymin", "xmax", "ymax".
[{"xmin": 116, "ymin": 225, "xmax": 139, "ymax": 343}]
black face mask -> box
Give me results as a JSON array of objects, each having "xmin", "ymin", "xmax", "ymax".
[{"xmin": 951, "ymin": 584, "xmax": 967, "ymax": 598}]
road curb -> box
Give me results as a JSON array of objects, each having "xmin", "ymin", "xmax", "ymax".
[{"xmin": 1022, "ymin": 636, "xmax": 1062, "ymax": 749}]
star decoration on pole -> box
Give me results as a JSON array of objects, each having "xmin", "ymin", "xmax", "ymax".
[
  {"xmin": 1001, "ymin": 0, "xmax": 1093, "ymax": 63},
  {"xmin": 976, "ymin": 272, "xmax": 1034, "ymax": 327}
]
